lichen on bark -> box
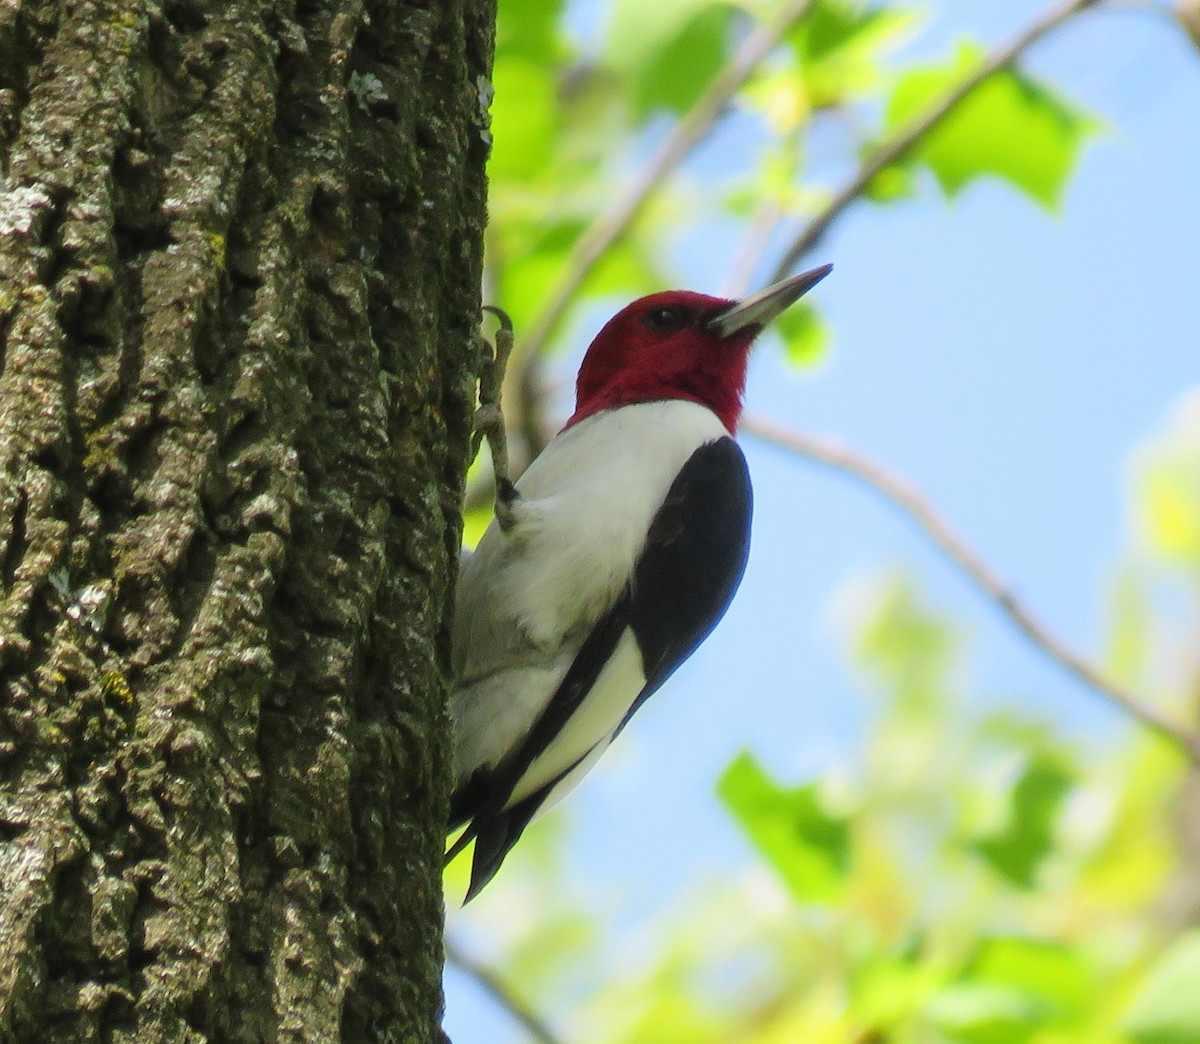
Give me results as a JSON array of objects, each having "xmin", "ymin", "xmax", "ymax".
[{"xmin": 0, "ymin": 0, "xmax": 493, "ymax": 1038}]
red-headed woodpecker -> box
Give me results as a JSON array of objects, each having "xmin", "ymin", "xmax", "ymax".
[{"xmin": 448, "ymin": 264, "xmax": 832, "ymax": 899}]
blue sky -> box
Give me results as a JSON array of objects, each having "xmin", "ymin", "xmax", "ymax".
[{"xmin": 446, "ymin": 2, "xmax": 1200, "ymax": 1038}]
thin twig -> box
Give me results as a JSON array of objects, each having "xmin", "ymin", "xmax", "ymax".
[
  {"xmin": 723, "ymin": 196, "xmax": 785, "ymax": 299},
  {"xmin": 722, "ymin": 122, "xmax": 805, "ymax": 298},
  {"xmin": 742, "ymin": 413, "xmax": 1200, "ymax": 764},
  {"xmin": 445, "ymin": 937, "xmax": 564, "ymax": 1044},
  {"xmin": 516, "ymin": 0, "xmax": 816, "ymax": 374},
  {"xmin": 769, "ymin": 0, "xmax": 1105, "ymax": 282}
]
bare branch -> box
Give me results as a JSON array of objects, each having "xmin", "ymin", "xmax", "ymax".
[
  {"xmin": 516, "ymin": 0, "xmax": 816, "ymax": 371},
  {"xmin": 445, "ymin": 937, "xmax": 564, "ymax": 1044},
  {"xmin": 742, "ymin": 413, "xmax": 1200, "ymax": 764},
  {"xmin": 769, "ymin": 0, "xmax": 1105, "ymax": 282}
]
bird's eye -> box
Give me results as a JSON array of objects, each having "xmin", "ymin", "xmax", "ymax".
[{"xmin": 643, "ymin": 306, "xmax": 688, "ymax": 332}]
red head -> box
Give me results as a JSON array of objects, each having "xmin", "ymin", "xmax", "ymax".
[{"xmin": 566, "ymin": 264, "xmax": 832, "ymax": 433}]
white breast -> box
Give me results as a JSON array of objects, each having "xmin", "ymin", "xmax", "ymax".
[{"xmin": 450, "ymin": 399, "xmax": 728, "ymax": 782}]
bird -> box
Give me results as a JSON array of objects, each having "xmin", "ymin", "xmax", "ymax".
[{"xmin": 447, "ymin": 264, "xmax": 832, "ymax": 900}]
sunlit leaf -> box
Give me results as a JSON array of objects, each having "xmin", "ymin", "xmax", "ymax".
[
  {"xmin": 864, "ymin": 161, "xmax": 915, "ymax": 203},
  {"xmin": 740, "ymin": 67, "xmax": 813, "ymax": 134},
  {"xmin": 1142, "ymin": 471, "xmax": 1200, "ymax": 561},
  {"xmin": 886, "ymin": 41, "xmax": 1093, "ymax": 209},
  {"xmin": 1106, "ymin": 565, "xmax": 1150, "ymax": 685},
  {"xmin": 971, "ymin": 754, "xmax": 1073, "ymax": 887},
  {"xmin": 926, "ymin": 982, "xmax": 1055, "ymax": 1044},
  {"xmin": 853, "ymin": 953, "xmax": 948, "ymax": 1031},
  {"xmin": 605, "ymin": 0, "xmax": 736, "ymax": 117},
  {"xmin": 496, "ymin": 0, "xmax": 566, "ymax": 63},
  {"xmin": 774, "ymin": 300, "xmax": 828, "ymax": 366},
  {"xmin": 489, "ymin": 58, "xmax": 558, "ymax": 181},
  {"xmin": 1123, "ymin": 932, "xmax": 1200, "ymax": 1044},
  {"xmin": 718, "ymin": 751, "xmax": 850, "ymax": 902},
  {"xmin": 1134, "ymin": 391, "xmax": 1200, "ymax": 566},
  {"xmin": 461, "ymin": 504, "xmax": 493, "ymax": 550},
  {"xmin": 786, "ymin": 0, "xmax": 921, "ymax": 108},
  {"xmin": 852, "ymin": 574, "xmax": 958, "ymax": 713},
  {"xmin": 969, "ymin": 937, "xmax": 1094, "ymax": 1021}
]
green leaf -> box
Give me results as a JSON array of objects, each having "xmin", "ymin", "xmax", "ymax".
[
  {"xmin": 854, "ymin": 575, "xmax": 958, "ymax": 713},
  {"xmin": 496, "ymin": 0, "xmax": 565, "ymax": 63},
  {"xmin": 926, "ymin": 982, "xmax": 1054, "ymax": 1044},
  {"xmin": 489, "ymin": 58, "xmax": 559, "ymax": 181},
  {"xmin": 864, "ymin": 161, "xmax": 915, "ymax": 203},
  {"xmin": 605, "ymin": 0, "xmax": 735, "ymax": 117},
  {"xmin": 970, "ymin": 755, "xmax": 1073, "ymax": 887},
  {"xmin": 1134, "ymin": 396, "xmax": 1200, "ymax": 566},
  {"xmin": 1107, "ymin": 565, "xmax": 1150, "ymax": 685},
  {"xmin": 461, "ymin": 504, "xmax": 493, "ymax": 550},
  {"xmin": 886, "ymin": 41, "xmax": 1093, "ymax": 209},
  {"xmin": 774, "ymin": 301, "xmax": 828, "ymax": 367},
  {"xmin": 969, "ymin": 937, "xmax": 1094, "ymax": 1021},
  {"xmin": 717, "ymin": 751, "xmax": 850, "ymax": 903},
  {"xmin": 786, "ymin": 0, "xmax": 921, "ymax": 109},
  {"xmin": 1124, "ymin": 932, "xmax": 1200, "ymax": 1044}
]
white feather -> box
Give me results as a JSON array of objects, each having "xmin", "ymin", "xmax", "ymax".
[{"xmin": 450, "ymin": 399, "xmax": 727, "ymax": 793}]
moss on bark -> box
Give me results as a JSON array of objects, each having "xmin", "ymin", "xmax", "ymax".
[{"xmin": 0, "ymin": 0, "xmax": 493, "ymax": 1038}]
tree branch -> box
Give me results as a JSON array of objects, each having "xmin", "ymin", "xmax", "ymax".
[
  {"xmin": 769, "ymin": 0, "xmax": 1105, "ymax": 282},
  {"xmin": 445, "ymin": 937, "xmax": 564, "ymax": 1044},
  {"xmin": 742, "ymin": 413, "xmax": 1200, "ymax": 765},
  {"xmin": 515, "ymin": 0, "xmax": 816, "ymax": 379}
]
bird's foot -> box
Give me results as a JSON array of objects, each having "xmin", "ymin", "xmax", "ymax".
[
  {"xmin": 494, "ymin": 476, "xmax": 520, "ymax": 533},
  {"xmin": 477, "ymin": 306, "xmax": 520, "ymax": 531}
]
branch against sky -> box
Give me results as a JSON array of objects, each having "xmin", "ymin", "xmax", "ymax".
[
  {"xmin": 502, "ymin": 0, "xmax": 1106, "ymax": 467},
  {"xmin": 445, "ymin": 938, "xmax": 563, "ymax": 1044},
  {"xmin": 511, "ymin": 0, "xmax": 817, "ymax": 422},
  {"xmin": 769, "ymin": 0, "xmax": 1106, "ymax": 281},
  {"xmin": 479, "ymin": 0, "xmax": 1185, "ymax": 759},
  {"xmin": 742, "ymin": 414, "xmax": 1200, "ymax": 765},
  {"xmin": 519, "ymin": 0, "xmax": 1105, "ymax": 371}
]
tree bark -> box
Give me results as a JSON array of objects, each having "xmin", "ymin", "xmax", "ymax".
[{"xmin": 0, "ymin": 0, "xmax": 493, "ymax": 1038}]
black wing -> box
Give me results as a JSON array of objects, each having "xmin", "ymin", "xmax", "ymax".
[{"xmin": 449, "ymin": 436, "xmax": 752, "ymax": 900}]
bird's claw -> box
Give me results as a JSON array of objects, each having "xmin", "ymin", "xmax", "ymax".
[
  {"xmin": 477, "ymin": 306, "xmax": 519, "ymax": 531},
  {"xmin": 494, "ymin": 477, "xmax": 521, "ymax": 532}
]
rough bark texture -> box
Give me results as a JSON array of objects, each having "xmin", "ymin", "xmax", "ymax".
[{"xmin": 0, "ymin": 0, "xmax": 493, "ymax": 1038}]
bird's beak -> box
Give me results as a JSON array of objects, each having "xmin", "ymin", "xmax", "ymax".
[{"xmin": 706, "ymin": 263, "xmax": 833, "ymax": 339}]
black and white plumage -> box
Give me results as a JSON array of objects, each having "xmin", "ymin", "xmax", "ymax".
[{"xmin": 448, "ymin": 266, "xmax": 831, "ymax": 899}]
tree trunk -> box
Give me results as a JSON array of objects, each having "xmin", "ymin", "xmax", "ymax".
[{"xmin": 0, "ymin": 0, "xmax": 493, "ymax": 1038}]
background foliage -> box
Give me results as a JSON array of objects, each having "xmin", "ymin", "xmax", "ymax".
[{"xmin": 447, "ymin": 0, "xmax": 1200, "ymax": 1040}]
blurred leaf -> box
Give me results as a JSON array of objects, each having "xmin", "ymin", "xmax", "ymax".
[
  {"xmin": 1134, "ymin": 392, "xmax": 1200, "ymax": 566},
  {"xmin": 605, "ymin": 0, "xmax": 735, "ymax": 117},
  {"xmin": 969, "ymin": 937, "xmax": 1094, "ymax": 1021},
  {"xmin": 774, "ymin": 301, "xmax": 828, "ymax": 366},
  {"xmin": 496, "ymin": 0, "xmax": 565, "ymax": 63},
  {"xmin": 886, "ymin": 41, "xmax": 1093, "ymax": 209},
  {"xmin": 489, "ymin": 58, "xmax": 558, "ymax": 181},
  {"xmin": 1106, "ymin": 565, "xmax": 1150, "ymax": 685},
  {"xmin": 1123, "ymin": 932, "xmax": 1200, "ymax": 1044},
  {"xmin": 786, "ymin": 0, "xmax": 921, "ymax": 109},
  {"xmin": 853, "ymin": 952, "xmax": 949, "ymax": 1031},
  {"xmin": 1142, "ymin": 468, "xmax": 1200, "ymax": 562},
  {"xmin": 492, "ymin": 218, "xmax": 588, "ymax": 329},
  {"xmin": 718, "ymin": 751, "xmax": 850, "ymax": 902},
  {"xmin": 587, "ymin": 237, "xmax": 660, "ymax": 299},
  {"xmin": 926, "ymin": 981, "xmax": 1054, "ymax": 1044},
  {"xmin": 742, "ymin": 67, "xmax": 813, "ymax": 134},
  {"xmin": 971, "ymin": 755, "xmax": 1073, "ymax": 887},
  {"xmin": 853, "ymin": 574, "xmax": 958, "ymax": 713},
  {"xmin": 1077, "ymin": 739, "xmax": 1181, "ymax": 916},
  {"xmin": 864, "ymin": 161, "xmax": 915, "ymax": 203},
  {"xmin": 461, "ymin": 504, "xmax": 493, "ymax": 550}
]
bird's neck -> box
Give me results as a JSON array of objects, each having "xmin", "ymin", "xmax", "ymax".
[{"xmin": 567, "ymin": 364, "xmax": 747, "ymax": 434}]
